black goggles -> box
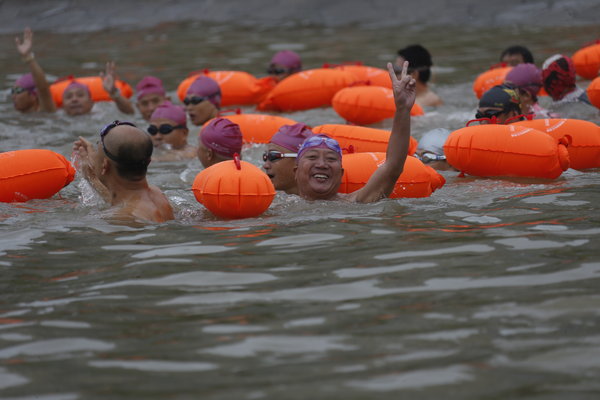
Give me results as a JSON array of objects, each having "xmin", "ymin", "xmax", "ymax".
[
  {"xmin": 262, "ymin": 151, "xmax": 297, "ymax": 162},
  {"xmin": 147, "ymin": 124, "xmax": 185, "ymax": 136},
  {"xmin": 183, "ymin": 96, "xmax": 208, "ymax": 106},
  {"xmin": 100, "ymin": 120, "xmax": 137, "ymax": 163},
  {"xmin": 267, "ymin": 67, "xmax": 287, "ymax": 75},
  {"xmin": 11, "ymin": 87, "xmax": 27, "ymax": 95}
]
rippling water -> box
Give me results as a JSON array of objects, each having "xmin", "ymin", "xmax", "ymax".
[{"xmin": 1, "ymin": 22, "xmax": 600, "ymax": 399}]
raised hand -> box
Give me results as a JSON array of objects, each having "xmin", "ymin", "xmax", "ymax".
[
  {"xmin": 101, "ymin": 61, "xmax": 117, "ymax": 96},
  {"xmin": 15, "ymin": 27, "xmax": 33, "ymax": 57},
  {"xmin": 387, "ymin": 61, "xmax": 416, "ymax": 111}
]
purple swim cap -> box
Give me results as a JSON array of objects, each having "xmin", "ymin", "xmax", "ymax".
[
  {"xmin": 150, "ymin": 101, "xmax": 187, "ymax": 127},
  {"xmin": 63, "ymin": 80, "xmax": 91, "ymax": 98},
  {"xmin": 136, "ymin": 76, "xmax": 166, "ymax": 100},
  {"xmin": 187, "ymin": 76, "xmax": 221, "ymax": 108},
  {"xmin": 270, "ymin": 50, "xmax": 302, "ymax": 72},
  {"xmin": 270, "ymin": 123, "xmax": 314, "ymax": 152},
  {"xmin": 505, "ymin": 63, "xmax": 542, "ymax": 98},
  {"xmin": 15, "ymin": 73, "xmax": 36, "ymax": 93},
  {"xmin": 200, "ymin": 117, "xmax": 243, "ymax": 157},
  {"xmin": 297, "ymin": 134, "xmax": 342, "ymax": 161}
]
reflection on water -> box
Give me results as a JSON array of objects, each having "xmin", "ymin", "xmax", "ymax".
[{"xmin": 1, "ymin": 21, "xmax": 600, "ymax": 400}]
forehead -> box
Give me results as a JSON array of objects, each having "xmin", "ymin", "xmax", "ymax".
[
  {"xmin": 139, "ymin": 93, "xmax": 163, "ymax": 102},
  {"xmin": 300, "ymin": 147, "xmax": 341, "ymax": 159},
  {"xmin": 63, "ymin": 87, "xmax": 89, "ymax": 97},
  {"xmin": 267, "ymin": 144, "xmax": 290, "ymax": 153},
  {"xmin": 150, "ymin": 117, "xmax": 176, "ymax": 126}
]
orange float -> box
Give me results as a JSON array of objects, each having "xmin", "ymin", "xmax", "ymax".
[
  {"xmin": 572, "ymin": 42, "xmax": 600, "ymax": 80},
  {"xmin": 257, "ymin": 68, "xmax": 358, "ymax": 112},
  {"xmin": 331, "ymin": 86, "xmax": 424, "ymax": 125},
  {"xmin": 211, "ymin": 113, "xmax": 299, "ymax": 144},
  {"xmin": 313, "ymin": 124, "xmax": 418, "ymax": 155},
  {"xmin": 587, "ymin": 77, "xmax": 600, "ymax": 109},
  {"xmin": 473, "ymin": 66, "xmax": 512, "ymax": 99},
  {"xmin": 332, "ymin": 65, "xmax": 392, "ymax": 88},
  {"xmin": 177, "ymin": 70, "xmax": 275, "ymax": 106},
  {"xmin": 513, "ymin": 118, "xmax": 600, "ymax": 170},
  {"xmin": 444, "ymin": 124, "xmax": 570, "ymax": 179},
  {"xmin": 50, "ymin": 77, "xmax": 133, "ymax": 107},
  {"xmin": 192, "ymin": 157, "xmax": 275, "ymax": 219},
  {"xmin": 0, "ymin": 149, "xmax": 76, "ymax": 203},
  {"xmin": 340, "ymin": 153, "xmax": 445, "ymax": 198}
]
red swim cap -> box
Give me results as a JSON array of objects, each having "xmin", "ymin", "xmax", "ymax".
[{"xmin": 542, "ymin": 54, "xmax": 576, "ymax": 100}]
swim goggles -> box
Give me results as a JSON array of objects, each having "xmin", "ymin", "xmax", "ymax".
[
  {"xmin": 100, "ymin": 120, "xmax": 136, "ymax": 163},
  {"xmin": 147, "ymin": 124, "xmax": 185, "ymax": 136},
  {"xmin": 11, "ymin": 87, "xmax": 27, "ymax": 95},
  {"xmin": 297, "ymin": 135, "xmax": 343, "ymax": 160},
  {"xmin": 183, "ymin": 96, "xmax": 208, "ymax": 105},
  {"xmin": 417, "ymin": 153, "xmax": 446, "ymax": 164},
  {"xmin": 262, "ymin": 150, "xmax": 297, "ymax": 162},
  {"xmin": 267, "ymin": 67, "xmax": 288, "ymax": 75}
]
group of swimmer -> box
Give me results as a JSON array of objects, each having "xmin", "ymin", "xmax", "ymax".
[{"xmin": 8, "ymin": 28, "xmax": 597, "ymax": 223}]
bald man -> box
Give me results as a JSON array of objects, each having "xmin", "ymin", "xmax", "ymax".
[{"xmin": 73, "ymin": 121, "xmax": 174, "ymax": 223}]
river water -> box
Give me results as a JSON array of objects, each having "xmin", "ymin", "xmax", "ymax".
[{"xmin": 1, "ymin": 21, "xmax": 600, "ymax": 399}]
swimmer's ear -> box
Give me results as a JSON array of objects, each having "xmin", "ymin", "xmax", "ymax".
[
  {"xmin": 101, "ymin": 158, "xmax": 110, "ymax": 175},
  {"xmin": 206, "ymin": 148, "xmax": 214, "ymax": 161}
]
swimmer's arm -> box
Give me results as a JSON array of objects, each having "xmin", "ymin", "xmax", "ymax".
[
  {"xmin": 352, "ymin": 61, "xmax": 416, "ymax": 203},
  {"xmin": 72, "ymin": 137, "xmax": 111, "ymax": 203},
  {"xmin": 16, "ymin": 28, "xmax": 56, "ymax": 112},
  {"xmin": 102, "ymin": 61, "xmax": 135, "ymax": 115}
]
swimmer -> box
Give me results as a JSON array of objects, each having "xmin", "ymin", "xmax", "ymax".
[
  {"xmin": 12, "ymin": 27, "xmax": 56, "ymax": 113},
  {"xmin": 101, "ymin": 61, "xmax": 135, "ymax": 116},
  {"xmin": 72, "ymin": 121, "xmax": 174, "ymax": 223},
  {"xmin": 395, "ymin": 44, "xmax": 442, "ymax": 107},
  {"xmin": 474, "ymin": 85, "xmax": 522, "ymax": 124},
  {"xmin": 542, "ymin": 54, "xmax": 592, "ymax": 105},
  {"xmin": 294, "ymin": 61, "xmax": 415, "ymax": 202},
  {"xmin": 262, "ymin": 123, "xmax": 313, "ymax": 194},
  {"xmin": 504, "ymin": 63, "xmax": 554, "ymax": 118},
  {"xmin": 499, "ymin": 45, "xmax": 534, "ymax": 67},
  {"xmin": 267, "ymin": 50, "xmax": 302, "ymax": 82},
  {"xmin": 148, "ymin": 102, "xmax": 196, "ymax": 161},
  {"xmin": 135, "ymin": 76, "xmax": 170, "ymax": 121},
  {"xmin": 197, "ymin": 117, "xmax": 243, "ymax": 168},
  {"xmin": 184, "ymin": 76, "xmax": 221, "ymax": 126},
  {"xmin": 415, "ymin": 128, "xmax": 455, "ymax": 171},
  {"xmin": 62, "ymin": 80, "xmax": 95, "ymax": 116}
]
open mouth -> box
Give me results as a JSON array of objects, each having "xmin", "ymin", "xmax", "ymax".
[{"xmin": 312, "ymin": 173, "xmax": 329, "ymax": 182}]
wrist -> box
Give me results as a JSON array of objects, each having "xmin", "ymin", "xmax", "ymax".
[{"xmin": 22, "ymin": 52, "xmax": 35, "ymax": 63}]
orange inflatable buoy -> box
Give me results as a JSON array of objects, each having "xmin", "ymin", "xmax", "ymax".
[
  {"xmin": 257, "ymin": 68, "xmax": 358, "ymax": 112},
  {"xmin": 212, "ymin": 113, "xmax": 299, "ymax": 144},
  {"xmin": 333, "ymin": 65, "xmax": 392, "ymax": 88},
  {"xmin": 177, "ymin": 70, "xmax": 275, "ymax": 106},
  {"xmin": 192, "ymin": 157, "xmax": 275, "ymax": 219},
  {"xmin": 444, "ymin": 124, "xmax": 570, "ymax": 179},
  {"xmin": 50, "ymin": 77, "xmax": 133, "ymax": 107},
  {"xmin": 0, "ymin": 149, "xmax": 76, "ymax": 203},
  {"xmin": 572, "ymin": 43, "xmax": 600, "ymax": 80},
  {"xmin": 332, "ymin": 86, "xmax": 424, "ymax": 125},
  {"xmin": 313, "ymin": 124, "xmax": 418, "ymax": 155},
  {"xmin": 340, "ymin": 153, "xmax": 445, "ymax": 198},
  {"xmin": 473, "ymin": 66, "xmax": 512, "ymax": 99},
  {"xmin": 587, "ymin": 76, "xmax": 600, "ymax": 109},
  {"xmin": 513, "ymin": 118, "xmax": 600, "ymax": 170}
]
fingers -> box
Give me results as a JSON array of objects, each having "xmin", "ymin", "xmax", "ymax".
[
  {"xmin": 387, "ymin": 62, "xmax": 398, "ymax": 84},
  {"xmin": 401, "ymin": 60, "xmax": 408, "ymax": 79}
]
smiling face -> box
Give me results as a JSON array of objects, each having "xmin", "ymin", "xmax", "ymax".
[
  {"xmin": 63, "ymin": 87, "xmax": 94, "ymax": 116},
  {"xmin": 147, "ymin": 117, "xmax": 188, "ymax": 150},
  {"xmin": 262, "ymin": 144, "xmax": 297, "ymax": 194},
  {"xmin": 184, "ymin": 96, "xmax": 218, "ymax": 126},
  {"xmin": 294, "ymin": 147, "xmax": 343, "ymax": 201}
]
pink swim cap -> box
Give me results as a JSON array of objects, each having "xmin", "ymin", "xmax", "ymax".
[
  {"xmin": 187, "ymin": 76, "xmax": 221, "ymax": 108},
  {"xmin": 150, "ymin": 101, "xmax": 187, "ymax": 127},
  {"xmin": 63, "ymin": 80, "xmax": 91, "ymax": 98},
  {"xmin": 199, "ymin": 117, "xmax": 243, "ymax": 157},
  {"xmin": 136, "ymin": 76, "xmax": 166, "ymax": 100},
  {"xmin": 270, "ymin": 50, "xmax": 302, "ymax": 72},
  {"xmin": 270, "ymin": 123, "xmax": 313, "ymax": 152},
  {"xmin": 505, "ymin": 63, "xmax": 542, "ymax": 98},
  {"xmin": 15, "ymin": 73, "xmax": 36, "ymax": 93}
]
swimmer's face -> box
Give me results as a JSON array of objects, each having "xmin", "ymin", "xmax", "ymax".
[
  {"xmin": 262, "ymin": 144, "xmax": 297, "ymax": 194},
  {"xmin": 63, "ymin": 87, "xmax": 94, "ymax": 116},
  {"xmin": 184, "ymin": 95, "xmax": 218, "ymax": 126},
  {"xmin": 11, "ymin": 86, "xmax": 37, "ymax": 112},
  {"xmin": 294, "ymin": 147, "xmax": 343, "ymax": 200},
  {"xmin": 136, "ymin": 93, "xmax": 167, "ymax": 121},
  {"xmin": 268, "ymin": 63, "xmax": 294, "ymax": 82},
  {"xmin": 477, "ymin": 108, "xmax": 519, "ymax": 125},
  {"xmin": 501, "ymin": 53, "xmax": 525, "ymax": 67},
  {"xmin": 147, "ymin": 117, "xmax": 188, "ymax": 150}
]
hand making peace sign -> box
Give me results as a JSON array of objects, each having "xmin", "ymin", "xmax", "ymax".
[{"xmin": 387, "ymin": 61, "xmax": 417, "ymax": 112}]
